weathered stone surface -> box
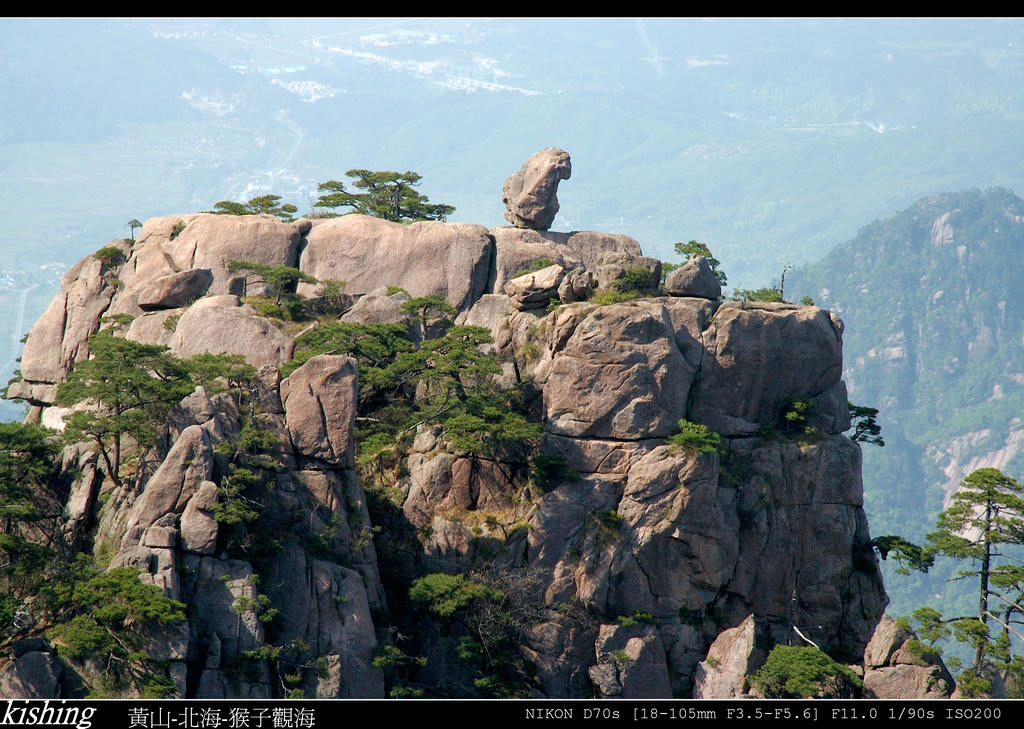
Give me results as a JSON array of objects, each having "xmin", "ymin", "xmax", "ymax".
[
  {"xmin": 590, "ymin": 623, "xmax": 672, "ymax": 698},
  {"xmin": 122, "ymin": 423, "xmax": 216, "ymax": 544},
  {"xmin": 543, "ymin": 434, "xmax": 660, "ymax": 475},
  {"xmin": 664, "ymin": 256, "xmax": 721, "ymax": 299},
  {"xmin": 502, "ymin": 147, "xmax": 571, "ymax": 230},
  {"xmin": 138, "ymin": 268, "xmax": 214, "ymax": 310},
  {"xmin": 864, "ymin": 614, "xmax": 911, "ymax": 669},
  {"xmin": 182, "ymin": 556, "xmax": 266, "ymax": 663},
  {"xmin": 636, "ymin": 297, "xmax": 719, "ymax": 370},
  {"xmin": 488, "ymin": 227, "xmax": 575, "ymax": 294},
  {"xmin": 562, "ymin": 231, "xmax": 643, "ymax": 270},
  {"xmin": 503, "ymin": 264, "xmax": 565, "ymax": 308},
  {"xmin": 124, "ymin": 309, "xmax": 182, "ymax": 347},
  {"xmin": 280, "ymin": 355, "xmax": 358, "ymax": 466},
  {"xmin": 688, "ymin": 302, "xmax": 846, "ymax": 436},
  {"xmin": 117, "ymin": 214, "xmax": 304, "ymax": 311},
  {"xmin": 179, "ymin": 481, "xmax": 219, "ymax": 555},
  {"xmin": 0, "ymin": 650, "xmax": 62, "ymax": 698},
  {"xmin": 544, "ymin": 304, "xmax": 694, "ymax": 439},
  {"xmin": 298, "ymin": 215, "xmax": 492, "ymax": 312},
  {"xmin": 607, "ymin": 446, "xmax": 738, "ymax": 617},
  {"xmin": 403, "ymin": 452, "xmax": 518, "ymax": 529},
  {"xmin": 340, "ymin": 286, "xmax": 412, "ymax": 327},
  {"xmin": 861, "ymin": 615, "xmax": 955, "ymax": 699},
  {"xmin": 526, "ymin": 475, "xmax": 623, "ymax": 606},
  {"xmin": 460, "ymin": 294, "xmax": 513, "ymax": 345},
  {"xmin": 522, "ymin": 621, "xmax": 599, "ymax": 698},
  {"xmin": 692, "ymin": 614, "xmax": 767, "ymax": 698},
  {"xmin": 725, "ymin": 435, "xmax": 887, "ymax": 658},
  {"xmin": 16, "ymin": 248, "xmax": 120, "ymax": 400},
  {"xmin": 170, "ymin": 295, "xmax": 294, "ymax": 368},
  {"xmin": 592, "ymin": 251, "xmax": 662, "ymax": 292},
  {"xmin": 557, "ymin": 266, "xmax": 593, "ymax": 303},
  {"xmin": 263, "ymin": 545, "xmax": 384, "ymax": 697}
]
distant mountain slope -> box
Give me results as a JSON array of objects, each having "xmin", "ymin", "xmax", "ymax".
[{"xmin": 789, "ymin": 187, "xmax": 1024, "ymax": 617}]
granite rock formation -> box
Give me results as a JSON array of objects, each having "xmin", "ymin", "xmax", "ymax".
[{"xmin": 1, "ymin": 153, "xmax": 930, "ymax": 699}]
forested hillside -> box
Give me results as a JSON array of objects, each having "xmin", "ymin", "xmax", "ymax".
[{"xmin": 790, "ymin": 187, "xmax": 1024, "ymax": 621}]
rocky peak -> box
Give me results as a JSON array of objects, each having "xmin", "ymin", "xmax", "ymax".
[{"xmin": 2, "ymin": 151, "xmax": 912, "ymax": 699}]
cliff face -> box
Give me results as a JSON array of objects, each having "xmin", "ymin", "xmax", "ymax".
[{"xmin": 4, "ymin": 198, "xmax": 890, "ymax": 698}]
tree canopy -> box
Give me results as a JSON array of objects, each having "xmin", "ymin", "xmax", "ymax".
[
  {"xmin": 315, "ymin": 169, "xmax": 455, "ymax": 222},
  {"xmin": 887, "ymin": 467, "xmax": 1024, "ymax": 696},
  {"xmin": 212, "ymin": 194, "xmax": 298, "ymax": 222},
  {"xmin": 56, "ymin": 334, "xmax": 194, "ymax": 487}
]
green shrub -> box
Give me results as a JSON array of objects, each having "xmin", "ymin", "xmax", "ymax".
[
  {"xmin": 94, "ymin": 246, "xmax": 126, "ymax": 267},
  {"xmin": 617, "ymin": 611, "xmax": 656, "ymax": 628},
  {"xmin": 667, "ymin": 419, "xmax": 721, "ymax": 453},
  {"xmin": 529, "ymin": 455, "xmax": 579, "ymax": 492},
  {"xmin": 751, "ymin": 645, "xmax": 861, "ymax": 698},
  {"xmin": 614, "ymin": 265, "xmax": 656, "ymax": 295},
  {"xmin": 169, "ymin": 222, "xmax": 186, "ymax": 240},
  {"xmin": 408, "ymin": 573, "xmax": 500, "ymax": 618},
  {"xmin": 733, "ymin": 287, "xmax": 782, "ymax": 303}
]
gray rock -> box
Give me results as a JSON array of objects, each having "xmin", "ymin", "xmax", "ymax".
[
  {"xmin": 0, "ymin": 651, "xmax": 62, "ymax": 698},
  {"xmin": 693, "ymin": 614, "xmax": 768, "ymax": 698},
  {"xmin": 262, "ymin": 545, "xmax": 384, "ymax": 697},
  {"xmin": 15, "ymin": 248, "xmax": 119, "ymax": 401},
  {"xmin": 544, "ymin": 304, "xmax": 694, "ymax": 439},
  {"xmin": 179, "ymin": 481, "xmax": 219, "ymax": 555},
  {"xmin": 503, "ymin": 264, "xmax": 565, "ymax": 308},
  {"xmin": 124, "ymin": 309, "xmax": 182, "ymax": 347},
  {"xmin": 688, "ymin": 302, "xmax": 846, "ymax": 436},
  {"xmin": 664, "ymin": 256, "xmax": 721, "ymax": 299},
  {"xmin": 861, "ymin": 615, "xmax": 955, "ymax": 699},
  {"xmin": 502, "ymin": 147, "xmax": 572, "ymax": 230},
  {"xmin": 170, "ymin": 295, "xmax": 294, "ymax": 368},
  {"xmin": 592, "ymin": 251, "xmax": 662, "ymax": 292},
  {"xmin": 280, "ymin": 355, "xmax": 359, "ymax": 466},
  {"xmin": 298, "ymin": 215, "xmax": 493, "ymax": 313},
  {"xmin": 591, "ymin": 623, "xmax": 673, "ymax": 698},
  {"xmin": 138, "ymin": 268, "xmax": 214, "ymax": 310},
  {"xmin": 122, "ymin": 423, "xmax": 216, "ymax": 542},
  {"xmin": 116, "ymin": 214, "xmax": 304, "ymax": 312},
  {"xmin": 340, "ymin": 286, "xmax": 412, "ymax": 327}
]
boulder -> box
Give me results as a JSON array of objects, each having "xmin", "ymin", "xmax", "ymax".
[
  {"xmin": 688, "ymin": 302, "xmax": 846, "ymax": 436},
  {"xmin": 592, "ymin": 251, "xmax": 662, "ymax": 292},
  {"xmin": 0, "ymin": 650, "xmax": 63, "ymax": 698},
  {"xmin": 298, "ymin": 215, "xmax": 492, "ymax": 313},
  {"xmin": 608, "ymin": 446, "xmax": 738, "ymax": 617},
  {"xmin": 340, "ymin": 286, "xmax": 412, "ymax": 326},
  {"xmin": 121, "ymin": 422, "xmax": 216, "ymax": 543},
  {"xmin": 14, "ymin": 248, "xmax": 119, "ymax": 400},
  {"xmin": 544, "ymin": 304, "xmax": 694, "ymax": 439},
  {"xmin": 562, "ymin": 231, "xmax": 643, "ymax": 270},
  {"xmin": 488, "ymin": 227, "xmax": 576, "ymax": 294},
  {"xmin": 138, "ymin": 268, "xmax": 214, "ymax": 310},
  {"xmin": 502, "ymin": 147, "xmax": 571, "ymax": 230},
  {"xmin": 861, "ymin": 615, "xmax": 955, "ymax": 699},
  {"xmin": 124, "ymin": 309, "xmax": 182, "ymax": 347},
  {"xmin": 280, "ymin": 355, "xmax": 359, "ymax": 466},
  {"xmin": 664, "ymin": 256, "xmax": 721, "ymax": 299},
  {"xmin": 503, "ymin": 264, "xmax": 565, "ymax": 308},
  {"xmin": 590, "ymin": 623, "xmax": 672, "ymax": 698},
  {"xmin": 692, "ymin": 614, "xmax": 768, "ymax": 698},
  {"xmin": 115, "ymin": 214, "xmax": 305, "ymax": 313},
  {"xmin": 179, "ymin": 481, "xmax": 219, "ymax": 555},
  {"xmin": 170, "ymin": 295, "xmax": 294, "ymax": 368},
  {"xmin": 181, "ymin": 556, "xmax": 266, "ymax": 663}
]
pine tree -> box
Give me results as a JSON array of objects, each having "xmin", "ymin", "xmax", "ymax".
[{"xmin": 315, "ymin": 169, "xmax": 455, "ymax": 222}]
